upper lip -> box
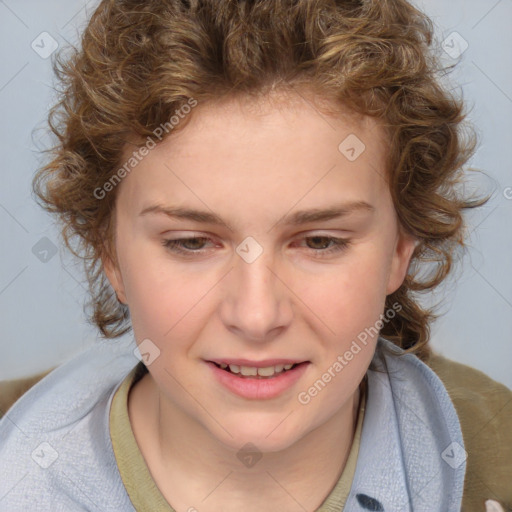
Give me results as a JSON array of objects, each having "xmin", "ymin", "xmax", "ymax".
[{"xmin": 207, "ymin": 358, "xmax": 308, "ymax": 367}]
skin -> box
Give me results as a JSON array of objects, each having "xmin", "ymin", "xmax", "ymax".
[{"xmin": 103, "ymin": 90, "xmax": 416, "ymax": 511}]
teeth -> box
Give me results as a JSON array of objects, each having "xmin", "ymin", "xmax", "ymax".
[
  {"xmin": 257, "ymin": 366, "xmax": 276, "ymax": 377},
  {"xmin": 222, "ymin": 363, "xmax": 297, "ymax": 377},
  {"xmin": 240, "ymin": 366, "xmax": 258, "ymax": 376}
]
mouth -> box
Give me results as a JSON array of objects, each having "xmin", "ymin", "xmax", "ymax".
[
  {"xmin": 209, "ymin": 361, "xmax": 306, "ymax": 379},
  {"xmin": 205, "ymin": 359, "xmax": 311, "ymax": 400},
  {"xmin": 206, "ymin": 359, "xmax": 311, "ymax": 399}
]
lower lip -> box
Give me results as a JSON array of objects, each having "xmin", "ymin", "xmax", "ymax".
[{"xmin": 206, "ymin": 361, "xmax": 310, "ymax": 400}]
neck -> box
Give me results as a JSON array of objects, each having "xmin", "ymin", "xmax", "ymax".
[{"xmin": 129, "ymin": 372, "xmax": 362, "ymax": 512}]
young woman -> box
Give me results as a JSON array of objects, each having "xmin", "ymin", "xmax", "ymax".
[{"xmin": 1, "ymin": 1, "xmax": 510, "ymax": 510}]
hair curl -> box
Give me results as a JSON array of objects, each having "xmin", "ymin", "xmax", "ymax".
[{"xmin": 33, "ymin": 0, "xmax": 485, "ymax": 360}]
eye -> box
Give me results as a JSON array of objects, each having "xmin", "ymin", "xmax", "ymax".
[
  {"xmin": 162, "ymin": 236, "xmax": 214, "ymax": 255},
  {"xmin": 298, "ymin": 235, "xmax": 350, "ymax": 256},
  {"xmin": 161, "ymin": 234, "xmax": 351, "ymax": 258}
]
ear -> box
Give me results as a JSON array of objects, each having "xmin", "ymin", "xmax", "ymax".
[
  {"xmin": 386, "ymin": 230, "xmax": 417, "ymax": 295},
  {"xmin": 102, "ymin": 245, "xmax": 128, "ymax": 305}
]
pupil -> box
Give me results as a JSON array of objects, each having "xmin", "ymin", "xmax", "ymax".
[
  {"xmin": 309, "ymin": 236, "xmax": 329, "ymax": 249},
  {"xmin": 185, "ymin": 238, "xmax": 205, "ymax": 249}
]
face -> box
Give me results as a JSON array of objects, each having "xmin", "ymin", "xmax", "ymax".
[{"xmin": 104, "ymin": 91, "xmax": 415, "ymax": 452}]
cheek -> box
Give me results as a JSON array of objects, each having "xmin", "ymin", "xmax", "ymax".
[
  {"xmin": 117, "ymin": 241, "xmax": 210, "ymax": 341},
  {"xmin": 304, "ymin": 252, "xmax": 390, "ymax": 340}
]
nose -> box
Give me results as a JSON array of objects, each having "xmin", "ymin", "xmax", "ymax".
[{"xmin": 219, "ymin": 245, "xmax": 293, "ymax": 342}]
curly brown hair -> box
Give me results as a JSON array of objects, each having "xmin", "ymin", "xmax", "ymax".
[{"xmin": 33, "ymin": 0, "xmax": 485, "ymax": 360}]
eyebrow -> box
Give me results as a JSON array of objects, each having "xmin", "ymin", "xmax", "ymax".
[
  {"xmin": 273, "ymin": 201, "xmax": 374, "ymax": 227},
  {"xmin": 139, "ymin": 201, "xmax": 374, "ymax": 230}
]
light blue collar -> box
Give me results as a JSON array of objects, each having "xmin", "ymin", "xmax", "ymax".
[{"xmin": 343, "ymin": 338, "xmax": 466, "ymax": 511}]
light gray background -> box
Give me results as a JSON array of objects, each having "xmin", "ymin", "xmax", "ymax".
[{"xmin": 0, "ymin": 0, "xmax": 510, "ymax": 388}]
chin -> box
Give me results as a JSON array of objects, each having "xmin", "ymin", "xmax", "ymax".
[{"xmin": 212, "ymin": 418, "xmax": 305, "ymax": 454}]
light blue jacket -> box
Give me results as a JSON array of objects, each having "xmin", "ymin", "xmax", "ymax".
[{"xmin": 0, "ymin": 338, "xmax": 465, "ymax": 511}]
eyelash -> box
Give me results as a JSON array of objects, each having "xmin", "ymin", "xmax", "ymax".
[{"xmin": 161, "ymin": 235, "xmax": 350, "ymax": 258}]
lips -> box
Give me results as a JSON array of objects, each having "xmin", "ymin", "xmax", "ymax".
[{"xmin": 206, "ymin": 359, "xmax": 310, "ymax": 399}]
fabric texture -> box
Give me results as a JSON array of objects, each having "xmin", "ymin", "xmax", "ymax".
[
  {"xmin": 0, "ymin": 337, "xmax": 509, "ymax": 511},
  {"xmin": 425, "ymin": 353, "xmax": 512, "ymax": 511},
  {"xmin": 343, "ymin": 341, "xmax": 466, "ymax": 511},
  {"xmin": 0, "ymin": 369, "xmax": 53, "ymax": 416}
]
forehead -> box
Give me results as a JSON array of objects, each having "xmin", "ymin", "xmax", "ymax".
[
  {"xmin": 169, "ymin": 90, "xmax": 383, "ymax": 156},
  {"xmin": 117, "ymin": 91, "xmax": 390, "ymax": 219}
]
